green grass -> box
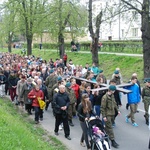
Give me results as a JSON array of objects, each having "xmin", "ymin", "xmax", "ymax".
[{"xmin": 0, "ymin": 98, "xmax": 67, "ymax": 150}]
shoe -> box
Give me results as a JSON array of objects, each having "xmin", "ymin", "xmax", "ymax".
[
  {"xmin": 111, "ymin": 140, "xmax": 119, "ymax": 148},
  {"xmin": 126, "ymin": 103, "xmax": 129, "ymax": 110},
  {"xmin": 146, "ymin": 120, "xmax": 149, "ymax": 125},
  {"xmin": 65, "ymin": 136, "xmax": 71, "ymax": 140},
  {"xmin": 69, "ymin": 120, "xmax": 74, "ymax": 126},
  {"xmin": 146, "ymin": 119, "xmax": 149, "ymax": 125},
  {"xmin": 40, "ymin": 118, "xmax": 43, "ymax": 121},
  {"xmin": 132, "ymin": 122, "xmax": 138, "ymax": 127},
  {"xmin": 55, "ymin": 132, "xmax": 59, "ymax": 136},
  {"xmin": 125, "ymin": 116, "xmax": 129, "ymax": 123},
  {"xmin": 112, "ymin": 122, "xmax": 116, "ymax": 128},
  {"xmin": 35, "ymin": 121, "xmax": 39, "ymax": 124},
  {"xmin": 80, "ymin": 142, "xmax": 86, "ymax": 147}
]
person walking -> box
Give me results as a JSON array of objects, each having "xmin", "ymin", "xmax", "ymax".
[
  {"xmin": 142, "ymin": 78, "xmax": 150, "ymax": 125},
  {"xmin": 20, "ymin": 78, "xmax": 34, "ymax": 115},
  {"xmin": 8, "ymin": 71, "xmax": 19, "ymax": 102},
  {"xmin": 0, "ymin": 69, "xmax": 7, "ymax": 97},
  {"xmin": 53, "ymin": 84, "xmax": 71, "ymax": 140},
  {"xmin": 45, "ymin": 69, "xmax": 57, "ymax": 110},
  {"xmin": 37, "ymin": 78, "xmax": 48, "ymax": 121},
  {"xmin": 101, "ymin": 85, "xmax": 120, "ymax": 148},
  {"xmin": 125, "ymin": 76, "xmax": 141, "ymax": 127},
  {"xmin": 65, "ymin": 82, "xmax": 76, "ymax": 126},
  {"xmin": 77, "ymin": 93, "xmax": 95, "ymax": 150},
  {"xmin": 16, "ymin": 75, "xmax": 26, "ymax": 107},
  {"xmin": 28, "ymin": 84, "xmax": 44, "ymax": 124},
  {"xmin": 63, "ymin": 53, "xmax": 67, "ymax": 67}
]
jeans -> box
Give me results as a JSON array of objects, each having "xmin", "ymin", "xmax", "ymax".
[
  {"xmin": 34, "ymin": 106, "xmax": 40, "ymax": 121},
  {"xmin": 94, "ymin": 105, "xmax": 101, "ymax": 116}
]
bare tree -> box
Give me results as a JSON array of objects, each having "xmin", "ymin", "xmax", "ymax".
[
  {"xmin": 121, "ymin": 0, "xmax": 150, "ymax": 78},
  {"xmin": 88, "ymin": 0, "xmax": 102, "ymax": 66}
]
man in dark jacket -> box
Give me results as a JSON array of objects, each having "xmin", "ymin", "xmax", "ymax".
[{"xmin": 53, "ymin": 84, "xmax": 71, "ymax": 140}]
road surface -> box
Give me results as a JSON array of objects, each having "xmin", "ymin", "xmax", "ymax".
[{"xmin": 31, "ymin": 93, "xmax": 149, "ymax": 150}]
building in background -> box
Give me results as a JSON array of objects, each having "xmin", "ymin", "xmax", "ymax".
[{"xmin": 81, "ymin": 0, "xmax": 142, "ymax": 41}]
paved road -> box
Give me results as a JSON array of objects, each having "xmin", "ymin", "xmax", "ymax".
[{"xmin": 30, "ymin": 93, "xmax": 149, "ymax": 150}]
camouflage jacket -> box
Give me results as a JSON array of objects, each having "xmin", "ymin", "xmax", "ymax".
[
  {"xmin": 45, "ymin": 75, "xmax": 57, "ymax": 90},
  {"xmin": 66, "ymin": 87, "xmax": 77, "ymax": 104},
  {"xmin": 101, "ymin": 93, "xmax": 118, "ymax": 117},
  {"xmin": 142, "ymin": 86, "xmax": 150, "ymax": 101}
]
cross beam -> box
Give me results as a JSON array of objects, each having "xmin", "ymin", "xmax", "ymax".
[{"xmin": 72, "ymin": 76, "xmax": 132, "ymax": 94}]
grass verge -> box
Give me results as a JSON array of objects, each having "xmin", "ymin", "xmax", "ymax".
[{"xmin": 0, "ymin": 97, "xmax": 67, "ymax": 150}]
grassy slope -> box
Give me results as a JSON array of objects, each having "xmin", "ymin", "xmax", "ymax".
[
  {"xmin": 0, "ymin": 98, "xmax": 67, "ymax": 150},
  {"xmin": 32, "ymin": 49, "xmax": 143, "ymax": 82}
]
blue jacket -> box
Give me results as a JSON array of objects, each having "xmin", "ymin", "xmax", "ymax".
[{"xmin": 126, "ymin": 83, "xmax": 140, "ymax": 104}]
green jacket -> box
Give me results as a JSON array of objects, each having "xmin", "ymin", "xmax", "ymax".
[
  {"xmin": 142, "ymin": 86, "xmax": 150, "ymax": 102},
  {"xmin": 66, "ymin": 87, "xmax": 76, "ymax": 104},
  {"xmin": 101, "ymin": 93, "xmax": 118, "ymax": 117}
]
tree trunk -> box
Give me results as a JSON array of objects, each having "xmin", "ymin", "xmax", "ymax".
[
  {"xmin": 8, "ymin": 33, "xmax": 13, "ymax": 53},
  {"xmin": 141, "ymin": 0, "xmax": 150, "ymax": 78},
  {"xmin": 58, "ymin": 33, "xmax": 65, "ymax": 59},
  {"xmin": 91, "ymin": 38, "xmax": 99, "ymax": 66},
  {"xmin": 27, "ymin": 37, "xmax": 32, "ymax": 56},
  {"xmin": 88, "ymin": 0, "xmax": 102, "ymax": 67}
]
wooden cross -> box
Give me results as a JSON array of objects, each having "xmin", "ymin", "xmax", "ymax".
[{"xmin": 72, "ymin": 76, "xmax": 132, "ymax": 94}]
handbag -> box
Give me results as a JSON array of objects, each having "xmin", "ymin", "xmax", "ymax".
[{"xmin": 37, "ymin": 97, "xmax": 46, "ymax": 109}]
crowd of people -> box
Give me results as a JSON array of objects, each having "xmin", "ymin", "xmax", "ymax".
[{"xmin": 0, "ymin": 52, "xmax": 149, "ymax": 150}]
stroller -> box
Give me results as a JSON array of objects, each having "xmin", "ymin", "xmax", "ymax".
[{"xmin": 86, "ymin": 117, "xmax": 111, "ymax": 150}]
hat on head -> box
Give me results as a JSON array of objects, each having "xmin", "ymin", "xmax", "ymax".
[
  {"xmin": 109, "ymin": 85, "xmax": 116, "ymax": 91},
  {"xmin": 99, "ymin": 69, "xmax": 103, "ymax": 73},
  {"xmin": 65, "ymin": 82, "xmax": 71, "ymax": 88},
  {"xmin": 88, "ymin": 68, "xmax": 91, "ymax": 71},
  {"xmin": 49, "ymin": 69, "xmax": 54, "ymax": 74},
  {"xmin": 144, "ymin": 78, "xmax": 150, "ymax": 83},
  {"xmin": 92, "ymin": 126, "xmax": 99, "ymax": 134},
  {"xmin": 114, "ymin": 70, "xmax": 119, "ymax": 74},
  {"xmin": 57, "ymin": 76, "xmax": 62, "ymax": 81}
]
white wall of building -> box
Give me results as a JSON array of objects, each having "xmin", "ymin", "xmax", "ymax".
[{"xmin": 81, "ymin": 0, "xmax": 142, "ymax": 41}]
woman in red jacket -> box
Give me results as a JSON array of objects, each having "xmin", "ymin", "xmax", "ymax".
[
  {"xmin": 71, "ymin": 78, "xmax": 80, "ymax": 110},
  {"xmin": 28, "ymin": 84, "xmax": 44, "ymax": 124}
]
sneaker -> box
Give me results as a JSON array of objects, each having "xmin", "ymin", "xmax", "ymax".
[
  {"xmin": 132, "ymin": 122, "xmax": 138, "ymax": 127},
  {"xmin": 59, "ymin": 124, "xmax": 63, "ymax": 130},
  {"xmin": 69, "ymin": 120, "xmax": 74, "ymax": 126},
  {"xmin": 125, "ymin": 116, "xmax": 129, "ymax": 123},
  {"xmin": 80, "ymin": 142, "xmax": 86, "ymax": 147},
  {"xmin": 65, "ymin": 136, "xmax": 71, "ymax": 140}
]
